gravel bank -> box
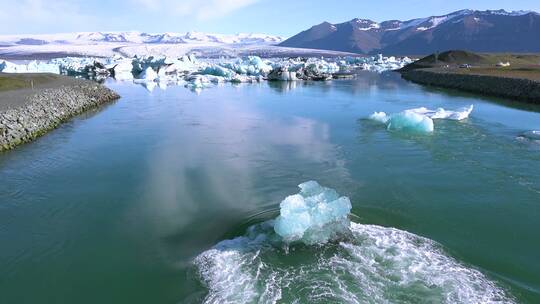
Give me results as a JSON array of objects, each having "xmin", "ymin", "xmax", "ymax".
[
  {"xmin": 400, "ymin": 69, "xmax": 540, "ymax": 104},
  {"xmin": 0, "ymin": 80, "xmax": 119, "ymax": 151}
]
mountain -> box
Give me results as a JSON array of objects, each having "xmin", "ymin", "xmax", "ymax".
[
  {"xmin": 280, "ymin": 10, "xmax": 540, "ymax": 55},
  {"xmin": 0, "ymin": 31, "xmax": 284, "ymax": 46}
]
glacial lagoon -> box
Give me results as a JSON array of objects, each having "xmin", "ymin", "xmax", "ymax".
[{"xmin": 1, "ymin": 72, "xmax": 539, "ymax": 303}]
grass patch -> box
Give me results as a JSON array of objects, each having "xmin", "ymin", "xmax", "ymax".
[{"xmin": 0, "ymin": 73, "xmax": 61, "ymax": 92}]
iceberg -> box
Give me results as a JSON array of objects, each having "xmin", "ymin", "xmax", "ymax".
[
  {"xmin": 409, "ymin": 105, "xmax": 474, "ymax": 121},
  {"xmin": 370, "ymin": 110, "xmax": 434, "ymax": 133},
  {"xmin": 0, "ymin": 60, "xmax": 60, "ymax": 74},
  {"xmin": 137, "ymin": 67, "xmax": 158, "ymax": 81},
  {"xmin": 0, "ymin": 53, "xmax": 417, "ymax": 92},
  {"xmin": 369, "ymin": 105, "xmax": 473, "ymax": 133},
  {"xmin": 274, "ymin": 181, "xmax": 352, "ymax": 245},
  {"xmin": 201, "ymin": 65, "xmax": 235, "ymax": 78},
  {"xmin": 387, "ymin": 111, "xmax": 435, "ymax": 133},
  {"xmin": 112, "ymin": 59, "xmax": 135, "ymax": 80},
  {"xmin": 369, "ymin": 112, "xmax": 390, "ymax": 124}
]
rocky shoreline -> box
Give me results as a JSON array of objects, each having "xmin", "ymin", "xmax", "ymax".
[
  {"xmin": 0, "ymin": 82, "xmax": 119, "ymax": 151},
  {"xmin": 400, "ymin": 69, "xmax": 540, "ymax": 104}
]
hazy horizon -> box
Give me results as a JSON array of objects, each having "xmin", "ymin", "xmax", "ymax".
[{"xmin": 1, "ymin": 0, "xmax": 540, "ymax": 37}]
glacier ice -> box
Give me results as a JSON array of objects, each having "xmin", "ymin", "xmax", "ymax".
[
  {"xmin": 409, "ymin": 105, "xmax": 474, "ymax": 120},
  {"xmin": 369, "ymin": 111, "xmax": 390, "ymax": 124},
  {"xmin": 112, "ymin": 59, "xmax": 135, "ymax": 80},
  {"xmin": 0, "ymin": 54, "xmax": 415, "ymax": 91},
  {"xmin": 0, "ymin": 60, "xmax": 60, "ymax": 74},
  {"xmin": 387, "ymin": 111, "xmax": 435, "ymax": 133},
  {"xmin": 370, "ymin": 110, "xmax": 434, "ymax": 133},
  {"xmin": 137, "ymin": 67, "xmax": 159, "ymax": 82},
  {"xmin": 194, "ymin": 181, "xmax": 514, "ymax": 304},
  {"xmin": 369, "ymin": 105, "xmax": 473, "ymax": 133},
  {"xmin": 274, "ymin": 181, "xmax": 352, "ymax": 245}
]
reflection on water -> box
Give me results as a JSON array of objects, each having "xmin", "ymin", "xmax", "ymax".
[{"xmin": 0, "ymin": 73, "xmax": 539, "ymax": 303}]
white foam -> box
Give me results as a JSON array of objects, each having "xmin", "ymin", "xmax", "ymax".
[
  {"xmin": 522, "ymin": 130, "xmax": 540, "ymax": 141},
  {"xmin": 195, "ymin": 221, "xmax": 513, "ymax": 303},
  {"xmin": 409, "ymin": 105, "xmax": 474, "ymax": 121},
  {"xmin": 194, "ymin": 182, "xmax": 514, "ymax": 303}
]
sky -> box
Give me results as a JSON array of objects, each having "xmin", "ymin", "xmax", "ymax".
[{"xmin": 1, "ymin": 0, "xmax": 539, "ymax": 37}]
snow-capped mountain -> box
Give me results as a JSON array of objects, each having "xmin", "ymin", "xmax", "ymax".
[
  {"xmin": 0, "ymin": 31, "xmax": 284, "ymax": 46},
  {"xmin": 280, "ymin": 9, "xmax": 540, "ymax": 54}
]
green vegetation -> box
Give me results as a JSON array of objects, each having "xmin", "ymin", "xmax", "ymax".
[
  {"xmin": 445, "ymin": 66, "xmax": 540, "ymax": 81},
  {"xmin": 0, "ymin": 73, "xmax": 61, "ymax": 92},
  {"xmin": 401, "ymin": 50, "xmax": 540, "ymax": 82}
]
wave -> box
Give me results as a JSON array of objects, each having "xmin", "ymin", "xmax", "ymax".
[{"xmin": 194, "ymin": 182, "xmax": 513, "ymax": 304}]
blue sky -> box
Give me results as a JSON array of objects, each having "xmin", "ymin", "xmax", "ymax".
[{"xmin": 1, "ymin": 0, "xmax": 539, "ymax": 37}]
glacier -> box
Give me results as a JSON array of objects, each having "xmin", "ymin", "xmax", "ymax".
[{"xmin": 369, "ymin": 105, "xmax": 474, "ymax": 133}]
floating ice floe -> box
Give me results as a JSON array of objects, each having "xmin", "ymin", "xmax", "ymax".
[
  {"xmin": 409, "ymin": 105, "xmax": 474, "ymax": 120},
  {"xmin": 274, "ymin": 181, "xmax": 352, "ymax": 245},
  {"xmin": 369, "ymin": 105, "xmax": 473, "ymax": 133},
  {"xmin": 194, "ymin": 181, "xmax": 514, "ymax": 303}
]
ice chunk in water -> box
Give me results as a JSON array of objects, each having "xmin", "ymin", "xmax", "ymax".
[
  {"xmin": 369, "ymin": 110, "xmax": 434, "ymax": 133},
  {"xmin": 368, "ymin": 105, "xmax": 472, "ymax": 133},
  {"xmin": 387, "ymin": 111, "xmax": 434, "ymax": 133},
  {"xmin": 274, "ymin": 181, "xmax": 352, "ymax": 245},
  {"xmin": 410, "ymin": 105, "xmax": 474, "ymax": 121},
  {"xmin": 138, "ymin": 67, "xmax": 158, "ymax": 81},
  {"xmin": 369, "ymin": 112, "xmax": 390, "ymax": 124}
]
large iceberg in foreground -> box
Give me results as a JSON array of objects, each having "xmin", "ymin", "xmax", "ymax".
[
  {"xmin": 369, "ymin": 105, "xmax": 474, "ymax": 133},
  {"xmin": 274, "ymin": 181, "xmax": 352, "ymax": 245}
]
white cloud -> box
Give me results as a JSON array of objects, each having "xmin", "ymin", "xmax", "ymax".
[
  {"xmin": 0, "ymin": 0, "xmax": 93, "ymax": 34},
  {"xmin": 133, "ymin": 0, "xmax": 260, "ymax": 20},
  {"xmin": 0, "ymin": 0, "xmax": 260, "ymax": 34}
]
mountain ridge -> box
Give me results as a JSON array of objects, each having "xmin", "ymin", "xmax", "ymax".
[
  {"xmin": 279, "ymin": 9, "xmax": 540, "ymax": 55},
  {"xmin": 0, "ymin": 31, "xmax": 284, "ymax": 46}
]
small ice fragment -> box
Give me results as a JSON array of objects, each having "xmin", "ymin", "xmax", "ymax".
[{"xmin": 369, "ymin": 112, "xmax": 389, "ymax": 124}]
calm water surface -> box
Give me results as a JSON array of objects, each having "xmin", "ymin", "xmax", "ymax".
[{"xmin": 1, "ymin": 72, "xmax": 539, "ymax": 303}]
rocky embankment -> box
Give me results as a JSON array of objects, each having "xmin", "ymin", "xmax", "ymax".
[
  {"xmin": 0, "ymin": 82, "xmax": 119, "ymax": 151},
  {"xmin": 400, "ymin": 69, "xmax": 540, "ymax": 104}
]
